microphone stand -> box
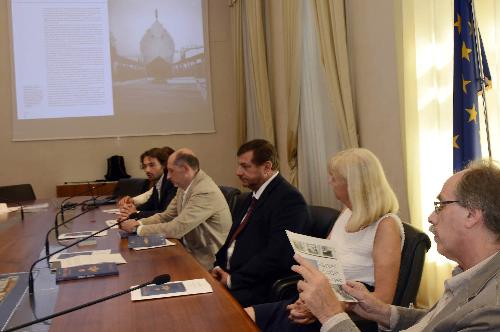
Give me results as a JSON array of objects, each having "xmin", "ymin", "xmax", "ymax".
[
  {"xmin": 59, "ymin": 183, "xmax": 107, "ymax": 223},
  {"xmin": 52, "ymin": 194, "xmax": 111, "ymax": 247},
  {"xmin": 46, "ymin": 198, "xmax": 112, "ymax": 259},
  {"xmin": 87, "ymin": 182, "xmax": 97, "ymax": 208},
  {"xmin": 4, "ymin": 274, "xmax": 170, "ymax": 332},
  {"xmin": 29, "ymin": 219, "xmax": 124, "ymax": 295},
  {"xmin": 19, "ymin": 204, "xmax": 24, "ymax": 221}
]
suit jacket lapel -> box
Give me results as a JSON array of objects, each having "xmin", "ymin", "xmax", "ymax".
[
  {"xmin": 251, "ymin": 174, "xmax": 282, "ymax": 213},
  {"xmin": 158, "ymin": 174, "xmax": 168, "ymax": 203},
  {"xmin": 177, "ymin": 170, "xmax": 203, "ymax": 213},
  {"xmin": 226, "ymin": 175, "xmax": 282, "ymax": 246}
]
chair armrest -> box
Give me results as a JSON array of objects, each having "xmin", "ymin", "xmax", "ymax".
[{"xmin": 270, "ymin": 274, "xmax": 302, "ymax": 302}]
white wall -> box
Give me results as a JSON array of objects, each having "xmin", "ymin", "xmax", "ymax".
[{"xmin": 346, "ymin": 0, "xmax": 410, "ymax": 221}]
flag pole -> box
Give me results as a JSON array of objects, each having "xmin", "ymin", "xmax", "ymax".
[{"xmin": 470, "ymin": 0, "xmax": 492, "ymax": 159}]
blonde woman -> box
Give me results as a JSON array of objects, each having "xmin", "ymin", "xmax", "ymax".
[{"xmin": 248, "ymin": 148, "xmax": 404, "ymax": 332}]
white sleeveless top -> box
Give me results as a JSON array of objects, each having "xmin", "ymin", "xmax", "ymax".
[{"xmin": 327, "ymin": 209, "xmax": 405, "ymax": 286}]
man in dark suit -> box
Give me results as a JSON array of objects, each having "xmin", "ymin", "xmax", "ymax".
[
  {"xmin": 212, "ymin": 139, "xmax": 310, "ymax": 307},
  {"xmin": 119, "ymin": 147, "xmax": 177, "ymax": 219}
]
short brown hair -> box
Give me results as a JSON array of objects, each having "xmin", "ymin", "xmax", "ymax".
[
  {"xmin": 237, "ymin": 139, "xmax": 279, "ymax": 170},
  {"xmin": 140, "ymin": 146, "xmax": 174, "ymax": 167},
  {"xmin": 456, "ymin": 160, "xmax": 500, "ymax": 241}
]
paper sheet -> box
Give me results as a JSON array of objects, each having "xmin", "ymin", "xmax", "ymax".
[
  {"xmin": 132, "ymin": 239, "xmax": 175, "ymax": 251},
  {"xmin": 58, "ymin": 230, "xmax": 108, "ymax": 240},
  {"xmin": 131, "ymin": 278, "xmax": 212, "ymax": 301}
]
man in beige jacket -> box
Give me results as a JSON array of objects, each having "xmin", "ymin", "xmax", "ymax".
[{"xmin": 120, "ymin": 148, "xmax": 232, "ymax": 269}]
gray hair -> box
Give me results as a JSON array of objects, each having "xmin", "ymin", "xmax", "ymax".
[{"xmin": 456, "ymin": 159, "xmax": 500, "ymax": 241}]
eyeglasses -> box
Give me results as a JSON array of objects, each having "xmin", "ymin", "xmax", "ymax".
[{"xmin": 433, "ymin": 200, "xmax": 460, "ymax": 214}]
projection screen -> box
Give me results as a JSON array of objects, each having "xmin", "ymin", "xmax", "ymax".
[{"xmin": 9, "ymin": 0, "xmax": 214, "ymax": 141}]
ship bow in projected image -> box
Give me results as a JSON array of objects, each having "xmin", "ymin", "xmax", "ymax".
[{"xmin": 140, "ymin": 10, "xmax": 175, "ymax": 81}]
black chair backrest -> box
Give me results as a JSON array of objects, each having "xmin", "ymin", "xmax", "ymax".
[
  {"xmin": 307, "ymin": 205, "xmax": 340, "ymax": 238},
  {"xmin": 0, "ymin": 184, "xmax": 36, "ymax": 203},
  {"xmin": 271, "ymin": 205, "xmax": 340, "ymax": 301},
  {"xmin": 113, "ymin": 178, "xmax": 150, "ymax": 198},
  {"xmin": 218, "ymin": 186, "xmax": 241, "ymax": 213},
  {"xmin": 393, "ymin": 222, "xmax": 431, "ymax": 307}
]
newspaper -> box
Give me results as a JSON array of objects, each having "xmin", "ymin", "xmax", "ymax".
[{"xmin": 286, "ymin": 230, "xmax": 357, "ymax": 302}]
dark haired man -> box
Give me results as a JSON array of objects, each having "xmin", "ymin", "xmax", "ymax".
[
  {"xmin": 118, "ymin": 147, "xmax": 177, "ymax": 220},
  {"xmin": 292, "ymin": 160, "xmax": 500, "ymax": 332},
  {"xmin": 212, "ymin": 139, "xmax": 310, "ymax": 306},
  {"xmin": 120, "ymin": 148, "xmax": 231, "ymax": 269}
]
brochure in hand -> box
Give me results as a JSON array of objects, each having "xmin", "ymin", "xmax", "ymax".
[{"xmin": 286, "ymin": 230, "xmax": 358, "ymax": 302}]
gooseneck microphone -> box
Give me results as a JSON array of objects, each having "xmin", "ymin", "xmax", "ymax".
[
  {"xmin": 59, "ymin": 182, "xmax": 107, "ymax": 222},
  {"xmin": 45, "ymin": 196, "xmax": 116, "ymax": 258},
  {"xmin": 29, "ymin": 218, "xmax": 125, "ymax": 295},
  {"xmin": 4, "ymin": 274, "xmax": 171, "ymax": 332},
  {"xmin": 52, "ymin": 194, "xmax": 112, "ymax": 246}
]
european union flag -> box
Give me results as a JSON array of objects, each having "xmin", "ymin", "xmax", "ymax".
[{"xmin": 453, "ymin": 0, "xmax": 491, "ymax": 172}]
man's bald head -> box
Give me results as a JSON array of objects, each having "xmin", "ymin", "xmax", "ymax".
[
  {"xmin": 166, "ymin": 148, "xmax": 200, "ymax": 190},
  {"xmin": 169, "ymin": 148, "xmax": 199, "ymax": 172}
]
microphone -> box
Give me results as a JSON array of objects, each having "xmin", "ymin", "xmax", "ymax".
[
  {"xmin": 4, "ymin": 274, "xmax": 170, "ymax": 332},
  {"xmin": 30, "ymin": 218, "xmax": 125, "ymax": 295},
  {"xmin": 54, "ymin": 193, "xmax": 110, "ymax": 240},
  {"xmin": 59, "ymin": 183, "xmax": 107, "ymax": 221},
  {"xmin": 46, "ymin": 196, "xmax": 116, "ymax": 258}
]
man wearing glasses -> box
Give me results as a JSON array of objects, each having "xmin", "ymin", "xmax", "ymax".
[{"xmin": 292, "ymin": 160, "xmax": 500, "ymax": 331}]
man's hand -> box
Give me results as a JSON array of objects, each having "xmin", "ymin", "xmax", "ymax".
[
  {"xmin": 287, "ymin": 299, "xmax": 317, "ymax": 325},
  {"xmin": 119, "ymin": 203, "xmax": 138, "ymax": 219},
  {"xmin": 210, "ymin": 266, "xmax": 230, "ymax": 287},
  {"xmin": 120, "ymin": 219, "xmax": 140, "ymax": 233},
  {"xmin": 117, "ymin": 196, "xmax": 133, "ymax": 208},
  {"xmin": 292, "ymin": 254, "xmax": 344, "ymax": 324},
  {"xmin": 342, "ymin": 281, "xmax": 392, "ymax": 327}
]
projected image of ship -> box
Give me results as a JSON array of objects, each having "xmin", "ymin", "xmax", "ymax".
[
  {"xmin": 108, "ymin": 1, "xmax": 209, "ymax": 116},
  {"xmin": 139, "ymin": 9, "xmax": 175, "ymax": 82}
]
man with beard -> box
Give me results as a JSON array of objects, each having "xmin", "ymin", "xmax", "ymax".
[
  {"xmin": 120, "ymin": 148, "xmax": 231, "ymax": 270},
  {"xmin": 118, "ymin": 147, "xmax": 177, "ymax": 219}
]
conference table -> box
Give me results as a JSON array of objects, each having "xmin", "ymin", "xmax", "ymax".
[{"xmin": 0, "ymin": 199, "xmax": 258, "ymax": 332}]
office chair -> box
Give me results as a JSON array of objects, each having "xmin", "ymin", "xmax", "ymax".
[
  {"xmin": 112, "ymin": 178, "xmax": 150, "ymax": 198},
  {"xmin": 0, "ymin": 184, "xmax": 36, "ymax": 203},
  {"xmin": 270, "ymin": 205, "xmax": 340, "ymax": 301},
  {"xmin": 218, "ymin": 186, "xmax": 241, "ymax": 214},
  {"xmin": 270, "ymin": 215, "xmax": 431, "ymax": 328}
]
